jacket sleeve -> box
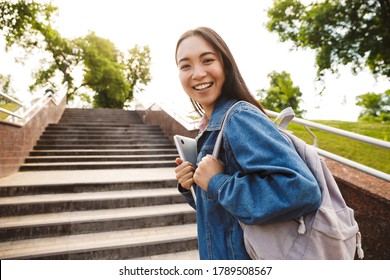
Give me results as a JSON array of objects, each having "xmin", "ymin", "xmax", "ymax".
[
  {"xmin": 207, "ymin": 106, "xmax": 322, "ymax": 225},
  {"xmin": 178, "ymin": 183, "xmax": 196, "ymax": 210}
]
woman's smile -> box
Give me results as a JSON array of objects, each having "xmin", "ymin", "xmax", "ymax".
[{"xmin": 193, "ymin": 82, "xmax": 213, "ymax": 91}]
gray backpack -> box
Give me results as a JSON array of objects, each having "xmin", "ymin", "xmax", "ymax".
[{"xmin": 213, "ymin": 103, "xmax": 364, "ymax": 259}]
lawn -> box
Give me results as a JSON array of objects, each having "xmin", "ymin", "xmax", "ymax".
[
  {"xmin": 286, "ymin": 120, "xmax": 390, "ymax": 174},
  {"xmin": 0, "ymin": 103, "xmax": 21, "ymax": 120}
]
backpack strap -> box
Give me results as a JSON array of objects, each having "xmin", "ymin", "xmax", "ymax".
[
  {"xmin": 274, "ymin": 107, "xmax": 295, "ymax": 129},
  {"xmin": 212, "ymin": 101, "xmax": 243, "ymax": 158},
  {"xmin": 274, "ymin": 107, "xmax": 319, "ymax": 148}
]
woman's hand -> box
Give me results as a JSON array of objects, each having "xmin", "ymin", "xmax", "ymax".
[
  {"xmin": 194, "ymin": 155, "xmax": 224, "ymax": 192},
  {"xmin": 175, "ymin": 157, "xmax": 195, "ymax": 190}
]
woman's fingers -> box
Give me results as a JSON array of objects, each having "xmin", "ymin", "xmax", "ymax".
[{"xmin": 175, "ymin": 160, "xmax": 195, "ymax": 190}]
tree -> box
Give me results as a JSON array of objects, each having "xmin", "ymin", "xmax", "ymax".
[
  {"xmin": 0, "ymin": 1, "xmax": 151, "ymax": 108},
  {"xmin": 76, "ymin": 33, "xmax": 151, "ymax": 108},
  {"xmin": 76, "ymin": 32, "xmax": 130, "ymax": 108},
  {"xmin": 258, "ymin": 71, "xmax": 306, "ymax": 117},
  {"xmin": 267, "ymin": 0, "xmax": 390, "ymax": 78},
  {"xmin": 123, "ymin": 45, "xmax": 152, "ymax": 95},
  {"xmin": 0, "ymin": 0, "xmax": 80, "ymax": 99},
  {"xmin": 356, "ymin": 90, "xmax": 390, "ymax": 121},
  {"xmin": 0, "ymin": 0, "xmax": 56, "ymax": 49}
]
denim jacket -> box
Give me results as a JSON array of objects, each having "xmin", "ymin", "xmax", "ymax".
[{"xmin": 179, "ymin": 96, "xmax": 321, "ymax": 260}]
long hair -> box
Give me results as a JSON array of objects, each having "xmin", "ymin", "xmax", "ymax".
[{"xmin": 175, "ymin": 26, "xmax": 266, "ymax": 116}]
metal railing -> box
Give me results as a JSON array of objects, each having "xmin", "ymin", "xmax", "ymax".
[
  {"xmin": 266, "ymin": 109, "xmax": 390, "ymax": 182},
  {"xmin": 135, "ymin": 96, "xmax": 389, "ymax": 182},
  {"xmin": 0, "ymin": 83, "xmax": 67, "ymax": 127},
  {"xmin": 134, "ymin": 93, "xmax": 199, "ymax": 131}
]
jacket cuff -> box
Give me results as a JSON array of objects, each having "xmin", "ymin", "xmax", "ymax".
[
  {"xmin": 178, "ymin": 183, "xmax": 192, "ymax": 196},
  {"xmin": 208, "ymin": 173, "xmax": 229, "ymax": 200}
]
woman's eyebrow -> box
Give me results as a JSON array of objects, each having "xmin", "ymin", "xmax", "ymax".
[
  {"xmin": 178, "ymin": 51, "xmax": 216, "ymax": 64},
  {"xmin": 200, "ymin": 51, "xmax": 216, "ymax": 58}
]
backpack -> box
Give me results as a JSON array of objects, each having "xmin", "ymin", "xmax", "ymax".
[{"xmin": 212, "ymin": 102, "xmax": 364, "ymax": 260}]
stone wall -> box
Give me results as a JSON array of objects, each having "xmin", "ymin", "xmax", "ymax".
[
  {"xmin": 0, "ymin": 98, "xmax": 66, "ymax": 178},
  {"xmin": 137, "ymin": 108, "xmax": 199, "ymax": 141}
]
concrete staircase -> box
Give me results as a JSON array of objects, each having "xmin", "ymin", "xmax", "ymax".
[
  {"xmin": 0, "ymin": 108, "xmax": 198, "ymax": 260},
  {"xmin": 20, "ymin": 108, "xmax": 177, "ymax": 171}
]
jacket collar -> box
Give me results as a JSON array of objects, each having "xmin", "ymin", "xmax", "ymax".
[{"xmin": 206, "ymin": 96, "xmax": 236, "ymax": 131}]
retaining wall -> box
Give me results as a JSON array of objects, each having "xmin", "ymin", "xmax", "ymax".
[{"xmin": 0, "ymin": 98, "xmax": 66, "ymax": 178}]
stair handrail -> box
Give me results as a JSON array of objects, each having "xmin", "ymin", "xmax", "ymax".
[
  {"xmin": 0, "ymin": 83, "xmax": 67, "ymax": 127},
  {"xmin": 134, "ymin": 94, "xmax": 199, "ymax": 131},
  {"xmin": 0, "ymin": 91, "xmax": 24, "ymax": 107},
  {"xmin": 265, "ymin": 109, "xmax": 390, "ymax": 182},
  {"xmin": 265, "ymin": 110, "xmax": 390, "ymax": 150}
]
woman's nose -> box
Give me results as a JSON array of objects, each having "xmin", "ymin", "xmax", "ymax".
[{"xmin": 192, "ymin": 65, "xmax": 206, "ymax": 80}]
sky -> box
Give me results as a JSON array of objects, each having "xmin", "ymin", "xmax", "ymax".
[{"xmin": 1, "ymin": 0, "xmax": 390, "ymax": 121}]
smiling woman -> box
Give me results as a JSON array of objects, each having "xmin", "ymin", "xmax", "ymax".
[{"xmin": 173, "ymin": 26, "xmax": 322, "ymax": 260}]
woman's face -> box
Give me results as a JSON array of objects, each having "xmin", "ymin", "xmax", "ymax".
[{"xmin": 176, "ymin": 35, "xmax": 225, "ymax": 118}]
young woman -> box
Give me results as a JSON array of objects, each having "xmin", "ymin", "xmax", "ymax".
[{"xmin": 174, "ymin": 27, "xmax": 321, "ymax": 260}]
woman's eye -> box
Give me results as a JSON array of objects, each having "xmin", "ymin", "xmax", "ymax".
[
  {"xmin": 203, "ymin": 58, "xmax": 214, "ymax": 64},
  {"xmin": 180, "ymin": 64, "xmax": 190, "ymax": 70}
]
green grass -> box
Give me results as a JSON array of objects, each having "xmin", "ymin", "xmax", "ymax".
[
  {"xmin": 286, "ymin": 120, "xmax": 390, "ymax": 174},
  {"xmin": 0, "ymin": 103, "xmax": 20, "ymax": 120}
]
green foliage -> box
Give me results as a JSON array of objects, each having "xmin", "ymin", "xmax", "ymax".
[
  {"xmin": 76, "ymin": 32, "xmax": 129, "ymax": 108},
  {"xmin": 356, "ymin": 89, "xmax": 390, "ymax": 122},
  {"xmin": 287, "ymin": 120, "xmax": 390, "ymax": 174},
  {"xmin": 123, "ymin": 45, "xmax": 152, "ymax": 93},
  {"xmin": 0, "ymin": 74, "xmax": 13, "ymax": 95},
  {"xmin": 0, "ymin": 1, "xmax": 152, "ymax": 108},
  {"xmin": 30, "ymin": 25, "xmax": 79, "ymax": 96},
  {"xmin": 0, "ymin": 0, "xmax": 56, "ymax": 50},
  {"xmin": 0, "ymin": 0, "xmax": 79, "ymax": 98},
  {"xmin": 267, "ymin": 0, "xmax": 390, "ymax": 78},
  {"xmin": 258, "ymin": 70, "xmax": 306, "ymax": 117},
  {"xmin": 76, "ymin": 33, "xmax": 151, "ymax": 108}
]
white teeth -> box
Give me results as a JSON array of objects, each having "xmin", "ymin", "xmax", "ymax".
[{"xmin": 194, "ymin": 83, "xmax": 212, "ymax": 90}]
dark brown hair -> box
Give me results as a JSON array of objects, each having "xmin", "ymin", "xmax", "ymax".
[{"xmin": 175, "ymin": 26, "xmax": 266, "ymax": 116}]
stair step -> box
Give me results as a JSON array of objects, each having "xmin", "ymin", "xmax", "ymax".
[
  {"xmin": 57, "ymin": 123, "xmax": 144, "ymax": 127},
  {"xmin": 33, "ymin": 144, "xmax": 176, "ymax": 150},
  {"xmin": 46, "ymin": 124, "xmax": 158, "ymax": 129},
  {"xmin": 37, "ymin": 139, "xmax": 171, "ymax": 145},
  {"xmin": 46, "ymin": 125, "xmax": 160, "ymax": 129},
  {"xmin": 134, "ymin": 250, "xmax": 199, "ymax": 260},
  {"xmin": 39, "ymin": 134, "xmax": 166, "ymax": 140},
  {"xmin": 59, "ymin": 117, "xmax": 140, "ymax": 120},
  {"xmin": 0, "ymin": 188, "xmax": 185, "ymax": 216},
  {"xmin": 0, "ymin": 224, "xmax": 198, "ymax": 260},
  {"xmin": 0, "ymin": 204, "xmax": 196, "ymax": 241},
  {"xmin": 25, "ymin": 154, "xmax": 178, "ymax": 163},
  {"xmin": 43, "ymin": 128, "xmax": 162, "ymax": 133},
  {"xmin": 0, "ymin": 179, "xmax": 178, "ymax": 197},
  {"xmin": 20, "ymin": 160, "xmax": 176, "ymax": 171},
  {"xmin": 29, "ymin": 149, "xmax": 177, "ymax": 156}
]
